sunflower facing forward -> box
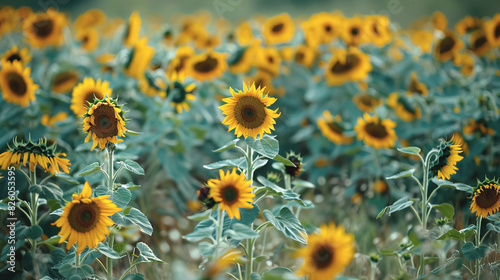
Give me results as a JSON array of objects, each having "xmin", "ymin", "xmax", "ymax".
[
  {"xmin": 354, "ymin": 113, "xmax": 397, "ymax": 149},
  {"xmin": 23, "ymin": 8, "xmax": 66, "ymax": 48},
  {"xmin": 324, "ymin": 48, "xmax": 372, "ymax": 86},
  {"xmin": 185, "ymin": 51, "xmax": 227, "ymax": 82},
  {"xmin": 262, "ymin": 13, "xmax": 295, "ymax": 45},
  {"xmin": 429, "ymin": 136, "xmax": 463, "ymax": 182},
  {"xmin": 295, "ymin": 223, "xmax": 355, "ymax": 280},
  {"xmin": 208, "ymin": 168, "xmax": 255, "ymax": 220},
  {"xmin": 1, "ymin": 45, "xmax": 32, "ymax": 66},
  {"xmin": 219, "ymin": 82, "xmax": 280, "ymax": 140},
  {"xmin": 83, "ymin": 97, "xmax": 127, "ymax": 150},
  {"xmin": 52, "ymin": 182, "xmax": 122, "ymax": 254},
  {"xmin": 470, "ymin": 178, "xmax": 500, "ymax": 218},
  {"xmin": 0, "ymin": 61, "xmax": 38, "ymax": 107},
  {"xmin": 70, "ymin": 77, "xmax": 112, "ymax": 116}
]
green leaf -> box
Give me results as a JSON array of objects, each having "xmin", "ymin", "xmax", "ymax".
[
  {"xmin": 389, "ymin": 197, "xmax": 414, "ymax": 214},
  {"xmin": 111, "ymin": 187, "xmax": 132, "ymax": 209},
  {"xmin": 245, "ymin": 135, "xmax": 279, "ymax": 159},
  {"xmin": 434, "ymin": 179, "xmax": 473, "ymax": 195},
  {"xmin": 213, "ymin": 139, "xmax": 240, "ymax": 153},
  {"xmin": 122, "ymin": 182, "xmax": 141, "ymax": 191},
  {"xmin": 292, "ymin": 180, "xmax": 315, "ymax": 189},
  {"xmin": 96, "ymin": 243, "xmax": 123, "ymax": 259},
  {"xmin": 187, "ymin": 209, "xmax": 211, "ymax": 221},
  {"xmin": 272, "ymin": 154, "xmax": 295, "ymax": 167},
  {"xmin": 55, "ymin": 173, "xmax": 79, "ymax": 185},
  {"xmin": 203, "ymin": 157, "xmax": 246, "ymax": 170},
  {"xmin": 77, "ymin": 162, "xmax": 101, "ymax": 176},
  {"xmin": 123, "ymin": 208, "xmax": 153, "ymax": 236},
  {"xmin": 184, "ymin": 224, "xmax": 215, "ymax": 242},
  {"xmin": 486, "ymin": 222, "xmax": 500, "ymax": 233},
  {"xmin": 461, "ymin": 242, "xmax": 488, "ymax": 261},
  {"xmin": 377, "ymin": 207, "xmax": 388, "ymax": 219},
  {"xmin": 251, "ymin": 272, "xmax": 261, "ymax": 280},
  {"xmin": 94, "ymin": 185, "xmax": 109, "ymax": 196},
  {"xmin": 0, "ymin": 203, "xmax": 8, "ymax": 211},
  {"xmin": 397, "ymin": 147, "xmax": 421, "ymax": 156},
  {"xmin": 432, "ymin": 203, "xmax": 455, "ymax": 220},
  {"xmin": 226, "ymin": 223, "xmax": 258, "ymax": 240},
  {"xmin": 199, "ymin": 241, "xmax": 216, "ymax": 257},
  {"xmin": 57, "ymin": 263, "xmax": 94, "ymax": 279},
  {"xmin": 437, "ymin": 225, "xmax": 476, "ymax": 241},
  {"xmin": 118, "ymin": 160, "xmax": 145, "ymax": 175},
  {"xmin": 135, "ymin": 242, "xmax": 165, "ymax": 263},
  {"xmin": 261, "ymin": 267, "xmax": 299, "ymax": 280},
  {"xmin": 29, "ymin": 183, "xmax": 63, "ymax": 202},
  {"xmin": 424, "ymin": 257, "xmax": 440, "ymax": 265},
  {"xmin": 408, "ymin": 226, "xmax": 421, "ymax": 246},
  {"xmin": 21, "ymin": 225, "xmax": 43, "ymax": 239},
  {"xmin": 431, "ymin": 257, "xmax": 462, "ymax": 275},
  {"xmin": 123, "ymin": 274, "xmax": 145, "ymax": 280},
  {"xmin": 125, "ymin": 130, "xmax": 142, "ymax": 135},
  {"xmin": 386, "ymin": 169, "xmax": 415, "ymax": 180},
  {"xmin": 263, "ymin": 207, "xmax": 307, "ymax": 244}
]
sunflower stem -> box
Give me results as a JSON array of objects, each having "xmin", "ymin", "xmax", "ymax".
[
  {"xmin": 214, "ymin": 204, "xmax": 225, "ymax": 260},
  {"xmin": 245, "ymin": 237, "xmax": 255, "ymax": 280},
  {"xmin": 107, "ymin": 144, "xmax": 115, "ymax": 192},
  {"xmin": 475, "ymin": 216, "xmax": 483, "ymax": 279},
  {"xmin": 107, "ymin": 235, "xmax": 114, "ymax": 280},
  {"xmin": 245, "ymin": 145, "xmax": 254, "ymax": 182},
  {"xmin": 284, "ymin": 174, "xmax": 292, "ymax": 190}
]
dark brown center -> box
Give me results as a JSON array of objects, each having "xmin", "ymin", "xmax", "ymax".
[
  {"xmin": 495, "ymin": 23, "xmax": 500, "ymax": 39},
  {"xmin": 438, "ymin": 36, "xmax": 455, "ymax": 54},
  {"xmin": 89, "ymin": 104, "xmax": 119, "ymax": 138},
  {"xmin": 68, "ymin": 202, "xmax": 100, "ymax": 233},
  {"xmin": 6, "ymin": 53, "xmax": 22, "ymax": 63},
  {"xmin": 473, "ymin": 36, "xmax": 487, "ymax": 50},
  {"xmin": 233, "ymin": 96, "xmax": 267, "ymax": 129},
  {"xmin": 221, "ymin": 185, "xmax": 238, "ymax": 204},
  {"xmin": 330, "ymin": 54, "xmax": 360, "ymax": 74},
  {"xmin": 351, "ymin": 27, "xmax": 359, "ymax": 36},
  {"xmin": 312, "ymin": 244, "xmax": 334, "ymax": 269},
  {"xmin": 365, "ymin": 122, "xmax": 389, "ymax": 139},
  {"xmin": 475, "ymin": 186, "xmax": 500, "ymax": 209},
  {"xmin": 193, "ymin": 56, "xmax": 218, "ymax": 73},
  {"xmin": 7, "ymin": 72, "xmax": 27, "ymax": 96},
  {"xmin": 271, "ymin": 23, "xmax": 284, "ymax": 33},
  {"xmin": 327, "ymin": 122, "xmax": 343, "ymax": 134},
  {"xmin": 32, "ymin": 19, "xmax": 54, "ymax": 38}
]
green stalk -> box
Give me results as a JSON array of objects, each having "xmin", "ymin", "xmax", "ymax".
[
  {"xmin": 475, "ymin": 216, "xmax": 483, "ymax": 279},
  {"xmin": 29, "ymin": 171, "xmax": 38, "ymax": 253},
  {"xmin": 214, "ymin": 204, "xmax": 225, "ymax": 260},
  {"xmin": 106, "ymin": 143, "xmax": 116, "ymax": 280},
  {"xmin": 107, "ymin": 235, "xmax": 114, "ymax": 280},
  {"xmin": 244, "ymin": 144, "xmax": 255, "ymax": 280},
  {"xmin": 245, "ymin": 238, "xmax": 255, "ymax": 280}
]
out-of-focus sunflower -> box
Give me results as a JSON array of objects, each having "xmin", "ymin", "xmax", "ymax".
[
  {"xmin": 484, "ymin": 14, "xmax": 500, "ymax": 47},
  {"xmin": 284, "ymin": 151, "xmax": 303, "ymax": 176},
  {"xmin": 0, "ymin": 7, "xmax": 16, "ymax": 38},
  {"xmin": 1, "ymin": 46, "xmax": 31, "ymax": 66},
  {"xmin": 185, "ymin": 51, "xmax": 227, "ymax": 82},
  {"xmin": 229, "ymin": 42, "xmax": 258, "ymax": 74},
  {"xmin": 294, "ymin": 45, "xmax": 316, "ymax": 68},
  {"xmin": 353, "ymin": 93, "xmax": 381, "ymax": 112},
  {"xmin": 463, "ymin": 118, "xmax": 495, "ymax": 137},
  {"xmin": 429, "ymin": 135, "xmax": 463, "ymax": 182},
  {"xmin": 205, "ymin": 249, "xmax": 243, "ymax": 278},
  {"xmin": 354, "ymin": 113, "xmax": 397, "ymax": 149},
  {"xmin": 23, "ymin": 8, "xmax": 66, "ymax": 48},
  {"xmin": 41, "ymin": 112, "xmax": 68, "ymax": 127},
  {"xmin": 431, "ymin": 11, "xmax": 447, "ymax": 31},
  {"xmin": 220, "ymin": 82, "xmax": 280, "ymax": 139},
  {"xmin": 208, "ymin": 168, "xmax": 255, "ymax": 220},
  {"xmin": 411, "ymin": 30, "xmax": 433, "ymax": 53},
  {"xmin": 0, "ymin": 61, "xmax": 38, "ymax": 107},
  {"xmin": 51, "ymin": 70, "xmax": 80, "ymax": 94},
  {"xmin": 76, "ymin": 28, "xmax": 99, "ymax": 52},
  {"xmin": 102, "ymin": 17, "xmax": 124, "ymax": 38},
  {"xmin": 295, "ymin": 223, "xmax": 354, "ymax": 280},
  {"xmin": 0, "ymin": 137, "xmax": 70, "ymax": 174},
  {"xmin": 455, "ymin": 16, "xmax": 483, "ymax": 35},
  {"xmin": 453, "ymin": 53, "xmax": 474, "ymax": 75},
  {"xmin": 406, "ymin": 72, "xmax": 428, "ymax": 96},
  {"xmin": 324, "ymin": 48, "xmax": 372, "ymax": 86},
  {"xmin": 166, "ymin": 46, "xmax": 194, "ymax": 80},
  {"xmin": 307, "ymin": 12, "xmax": 342, "ymax": 44},
  {"xmin": 388, "ymin": 93, "xmax": 422, "ymax": 122},
  {"xmin": 139, "ymin": 74, "xmax": 167, "ymax": 98},
  {"xmin": 83, "ymin": 97, "xmax": 127, "ymax": 150},
  {"xmin": 373, "ymin": 179, "xmax": 388, "ymax": 194},
  {"xmin": 70, "ymin": 77, "xmax": 112, "ymax": 116},
  {"xmin": 317, "ymin": 111, "xmax": 354, "ymax": 145},
  {"xmin": 434, "ymin": 30, "xmax": 463, "ymax": 61},
  {"xmin": 263, "ymin": 13, "xmax": 294, "ymax": 45},
  {"xmin": 167, "ymin": 72, "xmax": 196, "ymax": 113},
  {"xmin": 255, "ymin": 47, "xmax": 281, "ymax": 76},
  {"xmin": 341, "ymin": 16, "xmax": 367, "ymax": 46},
  {"xmin": 469, "ymin": 30, "xmax": 490, "ymax": 57},
  {"xmin": 235, "ymin": 21, "xmax": 254, "ymax": 46},
  {"xmin": 123, "ymin": 11, "xmax": 141, "ymax": 47},
  {"xmin": 16, "ymin": 6, "xmax": 33, "ymax": 22},
  {"xmin": 52, "ymin": 182, "xmax": 122, "ymax": 255},
  {"xmin": 246, "ymin": 71, "xmax": 276, "ymax": 95},
  {"xmin": 365, "ymin": 15, "xmax": 391, "ymax": 47},
  {"xmin": 470, "ymin": 178, "xmax": 500, "ymax": 218},
  {"xmin": 124, "ymin": 38, "xmax": 155, "ymax": 79},
  {"xmin": 74, "ymin": 9, "xmax": 106, "ymax": 30}
]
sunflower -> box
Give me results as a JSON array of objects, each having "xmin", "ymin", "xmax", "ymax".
[
  {"xmin": 431, "ymin": 11, "xmax": 447, "ymax": 31},
  {"xmin": 255, "ymin": 47, "xmax": 281, "ymax": 76},
  {"xmin": 41, "ymin": 112, "xmax": 68, "ymax": 127},
  {"xmin": 76, "ymin": 28, "xmax": 99, "ymax": 52},
  {"xmin": 355, "ymin": 113, "xmax": 397, "ymax": 149},
  {"xmin": 74, "ymin": 9, "xmax": 106, "ymax": 30},
  {"xmin": 1, "ymin": 46, "xmax": 32, "ymax": 66},
  {"xmin": 246, "ymin": 71, "xmax": 276, "ymax": 96},
  {"xmin": 16, "ymin": 6, "xmax": 33, "ymax": 22},
  {"xmin": 229, "ymin": 42, "xmax": 257, "ymax": 74},
  {"xmin": 406, "ymin": 72, "xmax": 428, "ymax": 96},
  {"xmin": 83, "ymin": 97, "xmax": 127, "ymax": 150},
  {"xmin": 365, "ymin": 15, "xmax": 391, "ymax": 47},
  {"xmin": 284, "ymin": 151, "xmax": 303, "ymax": 176},
  {"xmin": 463, "ymin": 118, "xmax": 495, "ymax": 137},
  {"xmin": 455, "ymin": 16, "xmax": 483, "ymax": 35},
  {"xmin": 307, "ymin": 12, "xmax": 342, "ymax": 44},
  {"xmin": 123, "ymin": 11, "xmax": 141, "ymax": 47},
  {"xmin": 469, "ymin": 30, "xmax": 490, "ymax": 57},
  {"xmin": 353, "ymin": 93, "xmax": 381, "ymax": 112},
  {"xmin": 411, "ymin": 30, "xmax": 433, "ymax": 53},
  {"xmin": 51, "ymin": 70, "xmax": 80, "ymax": 94},
  {"xmin": 429, "ymin": 135, "xmax": 464, "ymax": 182},
  {"xmin": 0, "ymin": 61, "xmax": 38, "ymax": 107},
  {"xmin": 219, "ymin": 82, "xmax": 280, "ymax": 140},
  {"xmin": 294, "ymin": 45, "xmax": 316, "ymax": 68},
  {"xmin": 324, "ymin": 48, "xmax": 372, "ymax": 86},
  {"xmin": 167, "ymin": 73, "xmax": 196, "ymax": 113},
  {"xmin": 373, "ymin": 179, "xmax": 388, "ymax": 194},
  {"xmin": 388, "ymin": 93, "xmax": 422, "ymax": 122},
  {"xmin": 207, "ymin": 168, "xmax": 255, "ymax": 220},
  {"xmin": 470, "ymin": 178, "xmax": 500, "ymax": 218},
  {"xmin": 0, "ymin": 7, "xmax": 16, "ymax": 38},
  {"xmin": 139, "ymin": 74, "xmax": 167, "ymax": 98},
  {"xmin": 302, "ymin": 19, "xmax": 323, "ymax": 48},
  {"xmin": 295, "ymin": 223, "xmax": 354, "ymax": 280},
  {"xmin": 454, "ymin": 53, "xmax": 475, "ymax": 75},
  {"xmin": 124, "ymin": 38, "xmax": 155, "ymax": 79},
  {"xmin": 185, "ymin": 51, "xmax": 227, "ymax": 82},
  {"xmin": 23, "ymin": 8, "xmax": 66, "ymax": 48},
  {"xmin": 262, "ymin": 13, "xmax": 294, "ymax": 45},
  {"xmin": 52, "ymin": 182, "xmax": 122, "ymax": 255},
  {"xmin": 70, "ymin": 77, "xmax": 112, "ymax": 116},
  {"xmin": 206, "ymin": 249, "xmax": 243, "ymax": 278},
  {"xmin": 484, "ymin": 14, "xmax": 500, "ymax": 47},
  {"xmin": 0, "ymin": 137, "xmax": 70, "ymax": 174},
  {"xmin": 434, "ymin": 30, "xmax": 463, "ymax": 62},
  {"xmin": 166, "ymin": 46, "xmax": 195, "ymax": 80},
  {"xmin": 317, "ymin": 111, "xmax": 354, "ymax": 145},
  {"xmin": 195, "ymin": 33, "xmax": 221, "ymax": 49},
  {"xmin": 235, "ymin": 21, "xmax": 254, "ymax": 46},
  {"xmin": 341, "ymin": 16, "xmax": 367, "ymax": 46}
]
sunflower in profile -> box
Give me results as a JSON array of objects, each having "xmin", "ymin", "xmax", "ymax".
[
  {"xmin": 431, "ymin": 11, "xmax": 447, "ymax": 31},
  {"xmin": 434, "ymin": 30, "xmax": 463, "ymax": 61},
  {"xmin": 262, "ymin": 13, "xmax": 294, "ymax": 45},
  {"xmin": 463, "ymin": 118, "xmax": 495, "ymax": 137},
  {"xmin": 185, "ymin": 51, "xmax": 227, "ymax": 82},
  {"xmin": 76, "ymin": 28, "xmax": 99, "ymax": 52},
  {"xmin": 455, "ymin": 16, "xmax": 483, "ymax": 35},
  {"xmin": 83, "ymin": 97, "xmax": 127, "ymax": 150},
  {"xmin": 429, "ymin": 135, "xmax": 464, "ymax": 182},
  {"xmin": 485, "ymin": 14, "xmax": 500, "ymax": 47},
  {"xmin": 124, "ymin": 38, "xmax": 155, "ymax": 79},
  {"xmin": 406, "ymin": 72, "xmax": 428, "ymax": 96},
  {"xmin": 324, "ymin": 48, "xmax": 372, "ymax": 86},
  {"xmin": 365, "ymin": 15, "xmax": 391, "ymax": 47},
  {"xmin": 229, "ymin": 42, "xmax": 258, "ymax": 74},
  {"xmin": 470, "ymin": 178, "xmax": 500, "ymax": 218},
  {"xmin": 284, "ymin": 151, "xmax": 303, "ymax": 177},
  {"xmin": 41, "ymin": 112, "xmax": 68, "ymax": 127},
  {"xmin": 74, "ymin": 9, "xmax": 106, "ymax": 30},
  {"xmin": 468, "ymin": 30, "xmax": 490, "ymax": 57},
  {"xmin": 123, "ymin": 11, "xmax": 141, "ymax": 47},
  {"xmin": 208, "ymin": 168, "xmax": 255, "ymax": 220},
  {"xmin": 51, "ymin": 70, "xmax": 80, "ymax": 94},
  {"xmin": 295, "ymin": 223, "xmax": 354, "ymax": 280},
  {"xmin": 0, "ymin": 61, "xmax": 38, "ymax": 107},
  {"xmin": 166, "ymin": 46, "xmax": 195, "ymax": 80},
  {"xmin": 205, "ymin": 249, "xmax": 243, "ymax": 278},
  {"xmin": 294, "ymin": 45, "xmax": 316, "ymax": 68},
  {"xmin": 1, "ymin": 46, "xmax": 32, "ymax": 66},
  {"xmin": 317, "ymin": 111, "xmax": 354, "ymax": 145},
  {"xmin": 219, "ymin": 82, "xmax": 280, "ymax": 140},
  {"xmin": 167, "ymin": 72, "xmax": 196, "ymax": 113},
  {"xmin": 52, "ymin": 182, "xmax": 122, "ymax": 255},
  {"xmin": 388, "ymin": 93, "xmax": 422, "ymax": 122},
  {"xmin": 255, "ymin": 47, "xmax": 281, "ymax": 76},
  {"xmin": 411, "ymin": 30, "xmax": 433, "ymax": 53},
  {"xmin": 23, "ymin": 8, "xmax": 66, "ymax": 48},
  {"xmin": 341, "ymin": 16, "xmax": 367, "ymax": 46},
  {"xmin": 139, "ymin": 74, "xmax": 167, "ymax": 98},
  {"xmin": 70, "ymin": 77, "xmax": 112, "ymax": 116},
  {"xmin": 353, "ymin": 93, "xmax": 381, "ymax": 112},
  {"xmin": 354, "ymin": 113, "xmax": 397, "ymax": 149}
]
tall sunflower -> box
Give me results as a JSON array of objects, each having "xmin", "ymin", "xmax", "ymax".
[
  {"xmin": 52, "ymin": 182, "xmax": 122, "ymax": 255},
  {"xmin": 167, "ymin": 73, "xmax": 196, "ymax": 113},
  {"xmin": 70, "ymin": 77, "xmax": 112, "ymax": 116},
  {"xmin": 208, "ymin": 168, "xmax": 255, "ymax": 220},
  {"xmin": 324, "ymin": 48, "xmax": 372, "ymax": 86},
  {"xmin": 185, "ymin": 51, "xmax": 227, "ymax": 82},
  {"xmin": 235, "ymin": 21, "xmax": 254, "ymax": 46},
  {"xmin": 123, "ymin": 11, "xmax": 141, "ymax": 47},
  {"xmin": 470, "ymin": 178, "xmax": 500, "ymax": 218},
  {"xmin": 124, "ymin": 38, "xmax": 155, "ymax": 79},
  {"xmin": 255, "ymin": 47, "xmax": 281, "ymax": 76},
  {"xmin": 307, "ymin": 12, "xmax": 342, "ymax": 44},
  {"xmin": 429, "ymin": 135, "xmax": 464, "ymax": 182},
  {"xmin": 434, "ymin": 30, "xmax": 463, "ymax": 62},
  {"xmin": 23, "ymin": 8, "xmax": 66, "ymax": 48},
  {"xmin": 354, "ymin": 113, "xmax": 397, "ymax": 149},
  {"xmin": 317, "ymin": 111, "xmax": 354, "ymax": 145},
  {"xmin": 262, "ymin": 13, "xmax": 294, "ymax": 45},
  {"xmin": 353, "ymin": 93, "xmax": 381, "ymax": 112},
  {"xmin": 295, "ymin": 223, "xmax": 355, "ymax": 280},
  {"xmin": 166, "ymin": 46, "xmax": 195, "ymax": 80},
  {"xmin": 1, "ymin": 45, "xmax": 32, "ymax": 66},
  {"xmin": 83, "ymin": 97, "xmax": 127, "ymax": 150},
  {"xmin": 219, "ymin": 82, "xmax": 280, "ymax": 140},
  {"xmin": 0, "ymin": 61, "xmax": 38, "ymax": 107},
  {"xmin": 485, "ymin": 14, "xmax": 500, "ymax": 47},
  {"xmin": 51, "ymin": 70, "xmax": 80, "ymax": 94},
  {"xmin": 294, "ymin": 45, "xmax": 316, "ymax": 68}
]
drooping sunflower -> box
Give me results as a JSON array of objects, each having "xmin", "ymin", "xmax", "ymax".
[
  {"xmin": 124, "ymin": 38, "xmax": 155, "ymax": 79},
  {"xmin": 470, "ymin": 178, "xmax": 500, "ymax": 218},
  {"xmin": 70, "ymin": 77, "xmax": 112, "ymax": 116},
  {"xmin": 340, "ymin": 16, "xmax": 367, "ymax": 46},
  {"xmin": 295, "ymin": 223, "xmax": 354, "ymax": 280},
  {"xmin": 284, "ymin": 151, "xmax": 303, "ymax": 177},
  {"xmin": 51, "ymin": 70, "xmax": 80, "ymax": 94},
  {"xmin": 184, "ymin": 51, "xmax": 227, "ymax": 82},
  {"xmin": 235, "ymin": 21, "xmax": 254, "ymax": 46},
  {"xmin": 23, "ymin": 8, "xmax": 66, "ymax": 48},
  {"xmin": 484, "ymin": 14, "xmax": 500, "ymax": 47},
  {"xmin": 167, "ymin": 73, "xmax": 196, "ymax": 113},
  {"xmin": 406, "ymin": 72, "xmax": 428, "ymax": 96},
  {"xmin": 353, "ymin": 93, "xmax": 381, "ymax": 112},
  {"xmin": 411, "ymin": 30, "xmax": 433, "ymax": 53},
  {"xmin": 317, "ymin": 111, "xmax": 354, "ymax": 145},
  {"xmin": 83, "ymin": 97, "xmax": 127, "ymax": 150},
  {"xmin": 1, "ymin": 45, "xmax": 32, "ymax": 66},
  {"xmin": 208, "ymin": 168, "xmax": 255, "ymax": 220},
  {"xmin": 364, "ymin": 15, "xmax": 391, "ymax": 47},
  {"xmin": 388, "ymin": 93, "xmax": 422, "ymax": 122},
  {"xmin": 166, "ymin": 46, "xmax": 195, "ymax": 80},
  {"xmin": 0, "ymin": 137, "xmax": 70, "ymax": 174},
  {"xmin": 262, "ymin": 13, "xmax": 294, "ymax": 45},
  {"xmin": 469, "ymin": 30, "xmax": 490, "ymax": 57},
  {"xmin": 294, "ymin": 45, "xmax": 316, "ymax": 68},
  {"xmin": 0, "ymin": 61, "xmax": 38, "ymax": 107},
  {"xmin": 74, "ymin": 9, "xmax": 106, "ymax": 30},
  {"xmin": 255, "ymin": 47, "xmax": 281, "ymax": 76},
  {"xmin": 123, "ymin": 11, "xmax": 141, "ymax": 47},
  {"xmin": 324, "ymin": 48, "xmax": 372, "ymax": 86},
  {"xmin": 455, "ymin": 16, "xmax": 483, "ymax": 35},
  {"xmin": 52, "ymin": 182, "xmax": 122, "ymax": 255},
  {"xmin": 429, "ymin": 135, "xmax": 464, "ymax": 182},
  {"xmin": 434, "ymin": 30, "xmax": 463, "ymax": 62},
  {"xmin": 76, "ymin": 28, "xmax": 99, "ymax": 52},
  {"xmin": 354, "ymin": 113, "xmax": 397, "ymax": 149},
  {"xmin": 219, "ymin": 82, "xmax": 280, "ymax": 140}
]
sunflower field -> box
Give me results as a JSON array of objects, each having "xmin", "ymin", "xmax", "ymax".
[{"xmin": 0, "ymin": 1, "xmax": 500, "ymax": 279}]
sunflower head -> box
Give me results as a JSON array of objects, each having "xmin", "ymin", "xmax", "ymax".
[
  {"xmin": 317, "ymin": 111, "xmax": 353, "ymax": 145},
  {"xmin": 0, "ymin": 60, "xmax": 38, "ymax": 107},
  {"xmin": 51, "ymin": 70, "xmax": 80, "ymax": 94},
  {"xmin": 197, "ymin": 185, "xmax": 216, "ymax": 209},
  {"xmin": 208, "ymin": 168, "xmax": 255, "ymax": 220},
  {"xmin": 285, "ymin": 151, "xmax": 303, "ymax": 177},
  {"xmin": 23, "ymin": 8, "xmax": 66, "ymax": 48},
  {"xmin": 71, "ymin": 77, "xmax": 112, "ymax": 116},
  {"xmin": 354, "ymin": 113, "xmax": 397, "ymax": 149},
  {"xmin": 324, "ymin": 48, "xmax": 372, "ymax": 86},
  {"xmin": 485, "ymin": 14, "xmax": 500, "ymax": 47},
  {"xmin": 124, "ymin": 38, "xmax": 155, "ymax": 79},
  {"xmin": 434, "ymin": 30, "xmax": 463, "ymax": 62},
  {"xmin": 429, "ymin": 136, "xmax": 464, "ymax": 182},
  {"xmin": 262, "ymin": 13, "xmax": 295, "ymax": 45},
  {"xmin": 123, "ymin": 11, "xmax": 141, "ymax": 47},
  {"xmin": 185, "ymin": 51, "xmax": 227, "ymax": 82},
  {"xmin": 206, "ymin": 249, "xmax": 243, "ymax": 278},
  {"xmin": 1, "ymin": 46, "xmax": 32, "ymax": 66},
  {"xmin": 470, "ymin": 178, "xmax": 500, "ymax": 218},
  {"xmin": 83, "ymin": 97, "xmax": 127, "ymax": 150},
  {"xmin": 219, "ymin": 82, "xmax": 280, "ymax": 140}
]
